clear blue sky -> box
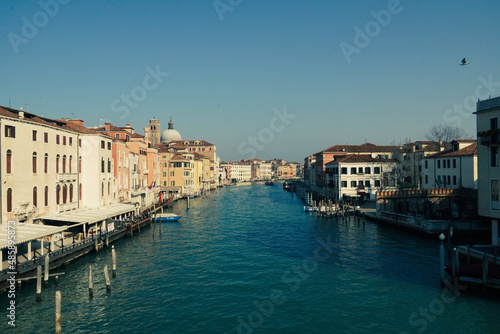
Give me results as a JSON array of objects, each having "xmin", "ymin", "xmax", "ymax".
[{"xmin": 1, "ymin": 0, "xmax": 499, "ymax": 162}]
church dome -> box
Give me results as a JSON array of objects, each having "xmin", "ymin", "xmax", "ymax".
[{"xmin": 160, "ymin": 118, "xmax": 182, "ymax": 143}]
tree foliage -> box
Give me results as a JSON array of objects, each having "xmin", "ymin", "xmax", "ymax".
[{"xmin": 425, "ymin": 124, "xmax": 470, "ymax": 143}]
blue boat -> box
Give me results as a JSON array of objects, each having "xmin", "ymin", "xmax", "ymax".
[{"xmin": 156, "ymin": 213, "xmax": 182, "ymax": 222}]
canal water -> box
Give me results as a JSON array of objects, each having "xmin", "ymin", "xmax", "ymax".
[{"xmin": 1, "ymin": 184, "xmax": 500, "ymax": 333}]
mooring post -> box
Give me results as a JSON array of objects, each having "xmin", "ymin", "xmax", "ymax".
[
  {"xmin": 187, "ymin": 196, "xmax": 190, "ymax": 210},
  {"xmin": 44, "ymin": 254, "xmax": 50, "ymax": 287},
  {"xmin": 483, "ymin": 253, "xmax": 489, "ymax": 292},
  {"xmin": 439, "ymin": 233, "xmax": 445, "ymax": 285},
  {"xmin": 106, "ymin": 233, "xmax": 109, "ymax": 247},
  {"xmin": 55, "ymin": 291, "xmax": 61, "ymax": 334},
  {"xmin": 104, "ymin": 265, "xmax": 111, "ymax": 292},
  {"xmin": 89, "ymin": 265, "xmax": 93, "ymax": 298},
  {"xmin": 36, "ymin": 265, "xmax": 42, "ymax": 301},
  {"xmin": 112, "ymin": 246, "xmax": 117, "ymax": 277}
]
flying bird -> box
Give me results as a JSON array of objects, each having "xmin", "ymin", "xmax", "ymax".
[{"xmin": 460, "ymin": 58, "xmax": 469, "ymax": 65}]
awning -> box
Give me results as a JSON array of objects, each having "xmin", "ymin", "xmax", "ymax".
[
  {"xmin": 39, "ymin": 203, "xmax": 136, "ymax": 225},
  {"xmin": 0, "ymin": 223, "xmax": 68, "ymax": 250}
]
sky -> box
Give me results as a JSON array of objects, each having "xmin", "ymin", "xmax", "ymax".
[{"xmin": 1, "ymin": 0, "xmax": 500, "ymax": 163}]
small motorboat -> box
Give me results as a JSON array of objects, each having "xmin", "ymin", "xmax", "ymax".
[
  {"xmin": 303, "ymin": 206, "xmax": 317, "ymax": 212},
  {"xmin": 265, "ymin": 181, "xmax": 274, "ymax": 186},
  {"xmin": 155, "ymin": 213, "xmax": 181, "ymax": 222}
]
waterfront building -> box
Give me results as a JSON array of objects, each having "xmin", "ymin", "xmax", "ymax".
[
  {"xmin": 251, "ymin": 159, "xmax": 273, "ymax": 180},
  {"xmin": 325, "ymin": 155, "xmax": 397, "ymax": 201},
  {"xmin": 476, "ymin": 96, "xmax": 500, "ymax": 246},
  {"xmin": 421, "ymin": 140, "xmax": 477, "ymax": 190},
  {"xmin": 0, "ymin": 107, "xmax": 81, "ymax": 224},
  {"xmin": 113, "ymin": 139, "xmax": 130, "ymax": 203},
  {"xmin": 63, "ymin": 120, "xmax": 116, "ymax": 208},
  {"xmin": 226, "ymin": 161, "xmax": 252, "ymax": 181}
]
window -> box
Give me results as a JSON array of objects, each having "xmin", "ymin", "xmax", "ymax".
[
  {"xmin": 171, "ymin": 181, "xmax": 175, "ymax": 186},
  {"xmin": 365, "ymin": 180, "xmax": 371, "ymax": 187},
  {"xmin": 101, "ymin": 158, "xmax": 105, "ymax": 173},
  {"xmin": 6, "ymin": 150, "xmax": 12, "ymax": 174},
  {"xmin": 424, "ymin": 161, "xmax": 428, "ymax": 169},
  {"xmin": 45, "ymin": 186, "xmax": 48, "ymax": 206},
  {"xmin": 108, "ymin": 182, "xmax": 110, "ymax": 195},
  {"xmin": 79, "ymin": 139, "xmax": 82, "ymax": 147},
  {"xmin": 425, "ymin": 175, "xmax": 428, "ymax": 184},
  {"xmin": 63, "ymin": 136, "xmax": 66, "ymax": 145},
  {"xmin": 56, "ymin": 155, "xmax": 60, "ymax": 173},
  {"xmin": 69, "ymin": 156, "xmax": 72, "ymax": 173},
  {"xmin": 7, "ymin": 188, "xmax": 12, "ymax": 212},
  {"xmin": 492, "ymin": 180, "xmax": 499, "ymax": 210},
  {"xmin": 341, "ymin": 181, "xmax": 347, "ymax": 188},
  {"xmin": 108, "ymin": 159, "xmax": 111, "ymax": 173},
  {"xmin": 33, "ymin": 187, "xmax": 37, "ymax": 207},
  {"xmin": 44, "ymin": 132, "xmax": 48, "ymax": 143},
  {"xmin": 70, "ymin": 184, "xmax": 73, "ymax": 202},
  {"xmin": 374, "ymin": 167, "xmax": 381, "ymax": 174},
  {"xmin": 5, "ymin": 125, "xmax": 15, "ymax": 138},
  {"xmin": 102, "ymin": 183, "xmax": 104, "ymax": 197},
  {"xmin": 358, "ymin": 167, "xmax": 363, "ymax": 174},
  {"xmin": 351, "ymin": 167, "xmax": 356, "ymax": 174},
  {"xmin": 63, "ymin": 185, "xmax": 67, "ymax": 204},
  {"xmin": 453, "ymin": 159, "xmax": 456, "ymax": 169},
  {"xmin": 101, "ymin": 140, "xmax": 105, "ymax": 149},
  {"xmin": 33, "ymin": 130, "xmax": 37, "ymax": 141},
  {"xmin": 437, "ymin": 160, "xmax": 441, "ymax": 168},
  {"xmin": 79, "ymin": 157, "xmax": 82, "ymax": 173},
  {"xmin": 56, "ymin": 135, "xmax": 60, "ymax": 144},
  {"xmin": 351, "ymin": 181, "xmax": 357, "ymax": 187},
  {"xmin": 79, "ymin": 184, "xmax": 82, "ymax": 201},
  {"xmin": 62, "ymin": 155, "xmax": 66, "ymax": 173},
  {"xmin": 491, "ymin": 117, "xmax": 498, "ymax": 130},
  {"xmin": 56, "ymin": 185, "xmax": 60, "ymax": 205},
  {"xmin": 69, "ymin": 137, "xmax": 73, "ymax": 146},
  {"xmin": 32, "ymin": 152, "xmax": 37, "ymax": 173},
  {"xmin": 447, "ymin": 160, "xmax": 451, "ymax": 168},
  {"xmin": 491, "ymin": 147, "xmax": 499, "ymax": 167},
  {"xmin": 447, "ymin": 176, "xmax": 451, "ymax": 185},
  {"xmin": 453, "ymin": 176, "xmax": 457, "ymax": 185},
  {"xmin": 341, "ymin": 168, "xmax": 347, "ymax": 175},
  {"xmin": 45, "ymin": 154, "xmax": 48, "ymax": 173},
  {"xmin": 116, "ymin": 134, "xmax": 120, "ymax": 138},
  {"xmin": 107, "ymin": 142, "xmax": 111, "ymax": 150},
  {"xmin": 375, "ymin": 180, "xmax": 381, "ymax": 187},
  {"xmin": 170, "ymin": 171, "xmax": 174, "ymax": 177},
  {"xmin": 365, "ymin": 167, "xmax": 371, "ymax": 174}
]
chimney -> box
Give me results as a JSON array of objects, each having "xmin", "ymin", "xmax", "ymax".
[
  {"xmin": 105, "ymin": 122, "xmax": 111, "ymax": 131},
  {"xmin": 19, "ymin": 111, "xmax": 24, "ymax": 119},
  {"xmin": 439, "ymin": 140, "xmax": 444, "ymax": 152},
  {"xmin": 67, "ymin": 119, "xmax": 84, "ymax": 126}
]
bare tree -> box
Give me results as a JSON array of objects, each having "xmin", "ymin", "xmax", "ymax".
[{"xmin": 425, "ymin": 124, "xmax": 470, "ymax": 143}]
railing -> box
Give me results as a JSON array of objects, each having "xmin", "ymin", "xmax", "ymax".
[
  {"xmin": 56, "ymin": 173, "xmax": 78, "ymax": 182},
  {"xmin": 57, "ymin": 202, "xmax": 78, "ymax": 212}
]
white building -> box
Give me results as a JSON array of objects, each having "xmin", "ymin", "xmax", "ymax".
[
  {"xmin": 476, "ymin": 96, "xmax": 500, "ymax": 246},
  {"xmin": 1, "ymin": 107, "xmax": 81, "ymax": 224},
  {"xmin": 227, "ymin": 161, "xmax": 252, "ymax": 181},
  {"xmin": 421, "ymin": 140, "xmax": 477, "ymax": 190},
  {"xmin": 325, "ymin": 155, "xmax": 398, "ymax": 201}
]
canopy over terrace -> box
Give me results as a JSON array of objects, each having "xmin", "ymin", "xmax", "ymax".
[
  {"xmin": 39, "ymin": 203, "xmax": 137, "ymax": 225},
  {"xmin": 0, "ymin": 223, "xmax": 68, "ymax": 250}
]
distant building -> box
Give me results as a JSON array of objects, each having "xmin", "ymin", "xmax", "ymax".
[
  {"xmin": 144, "ymin": 117, "xmax": 161, "ymax": 146},
  {"xmin": 160, "ymin": 118, "xmax": 182, "ymax": 143},
  {"xmin": 421, "ymin": 140, "xmax": 477, "ymax": 190},
  {"xmin": 476, "ymin": 96, "xmax": 500, "ymax": 246}
]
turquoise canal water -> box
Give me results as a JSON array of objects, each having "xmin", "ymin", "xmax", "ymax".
[{"xmin": 1, "ymin": 184, "xmax": 500, "ymax": 333}]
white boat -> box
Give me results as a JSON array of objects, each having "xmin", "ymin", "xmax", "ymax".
[{"xmin": 155, "ymin": 213, "xmax": 181, "ymax": 222}]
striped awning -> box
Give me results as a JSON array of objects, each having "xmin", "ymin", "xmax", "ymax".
[{"xmin": 0, "ymin": 223, "xmax": 68, "ymax": 250}]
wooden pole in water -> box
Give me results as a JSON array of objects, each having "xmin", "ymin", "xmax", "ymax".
[
  {"xmin": 89, "ymin": 265, "xmax": 93, "ymax": 298},
  {"xmin": 439, "ymin": 234, "xmax": 445, "ymax": 285},
  {"xmin": 36, "ymin": 265, "xmax": 42, "ymax": 301},
  {"xmin": 187, "ymin": 196, "xmax": 190, "ymax": 210},
  {"xmin": 55, "ymin": 291, "xmax": 61, "ymax": 334},
  {"xmin": 112, "ymin": 246, "xmax": 117, "ymax": 277},
  {"xmin": 44, "ymin": 254, "xmax": 50, "ymax": 286},
  {"xmin": 104, "ymin": 265, "xmax": 111, "ymax": 292},
  {"xmin": 482, "ymin": 253, "xmax": 488, "ymax": 292}
]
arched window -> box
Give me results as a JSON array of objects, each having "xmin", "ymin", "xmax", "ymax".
[
  {"xmin": 63, "ymin": 185, "xmax": 67, "ymax": 204},
  {"xmin": 33, "ymin": 186, "xmax": 37, "ymax": 207},
  {"xmin": 45, "ymin": 186, "xmax": 49, "ymax": 206},
  {"xmin": 70, "ymin": 184, "xmax": 74, "ymax": 202},
  {"xmin": 79, "ymin": 157, "xmax": 82, "ymax": 173},
  {"xmin": 69, "ymin": 156, "xmax": 73, "ymax": 173},
  {"xmin": 108, "ymin": 182, "xmax": 110, "ymax": 195},
  {"xmin": 7, "ymin": 188, "xmax": 12, "ymax": 212},
  {"xmin": 62, "ymin": 155, "xmax": 66, "ymax": 173},
  {"xmin": 6, "ymin": 150, "xmax": 12, "ymax": 174},
  {"xmin": 108, "ymin": 158, "xmax": 111, "ymax": 173},
  {"xmin": 101, "ymin": 158, "xmax": 104, "ymax": 173},
  {"xmin": 56, "ymin": 185, "xmax": 60, "ymax": 205},
  {"xmin": 102, "ymin": 182, "xmax": 104, "ymax": 197},
  {"xmin": 79, "ymin": 183, "xmax": 82, "ymax": 200},
  {"xmin": 33, "ymin": 152, "xmax": 37, "ymax": 173},
  {"xmin": 44, "ymin": 153, "xmax": 48, "ymax": 173},
  {"xmin": 56, "ymin": 154, "xmax": 60, "ymax": 173}
]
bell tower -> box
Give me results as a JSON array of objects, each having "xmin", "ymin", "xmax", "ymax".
[{"xmin": 144, "ymin": 117, "xmax": 161, "ymax": 146}]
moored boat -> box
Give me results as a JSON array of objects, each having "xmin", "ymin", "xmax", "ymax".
[
  {"xmin": 155, "ymin": 213, "xmax": 182, "ymax": 222},
  {"xmin": 264, "ymin": 180, "xmax": 274, "ymax": 186}
]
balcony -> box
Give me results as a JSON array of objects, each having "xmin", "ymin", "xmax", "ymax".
[
  {"xmin": 478, "ymin": 130, "xmax": 500, "ymax": 146},
  {"xmin": 58, "ymin": 202, "xmax": 78, "ymax": 212},
  {"xmin": 143, "ymin": 169, "xmax": 149, "ymax": 175},
  {"xmin": 56, "ymin": 173, "xmax": 78, "ymax": 182}
]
